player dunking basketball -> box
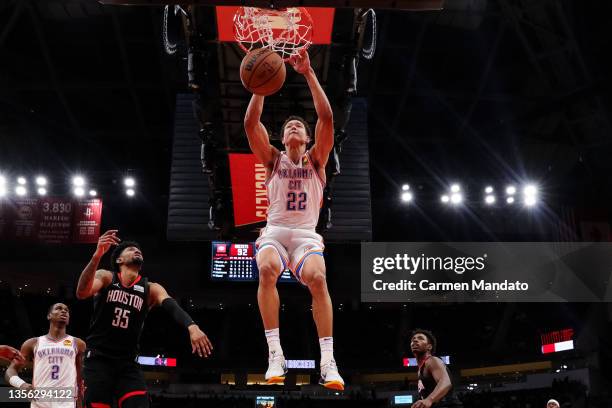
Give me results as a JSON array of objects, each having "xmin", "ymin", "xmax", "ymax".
[
  {"xmin": 244, "ymin": 49, "xmax": 343, "ymax": 390},
  {"xmin": 4, "ymin": 303, "xmax": 86, "ymax": 408},
  {"xmin": 76, "ymin": 230, "xmax": 213, "ymax": 408},
  {"xmin": 410, "ymin": 329, "xmax": 462, "ymax": 408}
]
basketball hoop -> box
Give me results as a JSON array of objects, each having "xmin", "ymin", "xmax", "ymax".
[{"xmin": 233, "ymin": 7, "xmax": 313, "ymax": 61}]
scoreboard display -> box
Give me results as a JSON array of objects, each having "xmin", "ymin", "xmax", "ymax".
[{"xmin": 211, "ymin": 241, "xmax": 295, "ymax": 282}]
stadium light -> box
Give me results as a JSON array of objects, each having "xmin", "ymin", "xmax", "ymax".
[
  {"xmin": 35, "ymin": 176, "xmax": 47, "ymax": 186},
  {"xmin": 506, "ymin": 196, "xmax": 515, "ymax": 204},
  {"xmin": 524, "ymin": 195, "xmax": 537, "ymax": 207},
  {"xmin": 89, "ymin": 190, "xmax": 97, "ymax": 197},
  {"xmin": 401, "ymin": 192, "xmax": 413, "ymax": 203},
  {"xmin": 441, "ymin": 194, "xmax": 450, "ymax": 204},
  {"xmin": 485, "ymin": 186, "xmax": 493, "ymax": 194},
  {"xmin": 74, "ymin": 187, "xmax": 85, "ymax": 197},
  {"xmin": 126, "ymin": 188, "xmax": 135, "ymax": 197},
  {"xmin": 401, "ymin": 184, "xmax": 410, "ymax": 191},
  {"xmin": 523, "ymin": 184, "xmax": 537, "ymax": 196},
  {"xmin": 505, "ymin": 185, "xmax": 516, "ymax": 195},
  {"xmin": 450, "ymin": 193, "xmax": 463, "ymax": 205},
  {"xmin": 523, "ymin": 184, "xmax": 538, "ymax": 207},
  {"xmin": 485, "ymin": 195, "xmax": 495, "ymax": 205},
  {"xmin": 450, "ymin": 184, "xmax": 461, "ymax": 193},
  {"xmin": 17, "ymin": 177, "xmax": 26, "ymax": 185},
  {"xmin": 124, "ymin": 177, "xmax": 136, "ymax": 187},
  {"xmin": 15, "ymin": 186, "xmax": 27, "ymax": 196},
  {"xmin": 37, "ymin": 187, "xmax": 47, "ymax": 196},
  {"xmin": 72, "ymin": 176, "xmax": 85, "ymax": 187},
  {"xmin": 0, "ymin": 176, "xmax": 6, "ymax": 197}
]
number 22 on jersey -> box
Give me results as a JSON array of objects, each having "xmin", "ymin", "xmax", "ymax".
[{"xmin": 287, "ymin": 192, "xmax": 307, "ymax": 211}]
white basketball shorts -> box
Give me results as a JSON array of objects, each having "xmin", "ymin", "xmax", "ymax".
[{"xmin": 255, "ymin": 224, "xmax": 325, "ymax": 284}]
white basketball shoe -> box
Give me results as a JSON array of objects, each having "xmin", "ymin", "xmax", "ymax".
[
  {"xmin": 320, "ymin": 360, "xmax": 345, "ymax": 391},
  {"xmin": 265, "ymin": 353, "xmax": 287, "ymax": 384}
]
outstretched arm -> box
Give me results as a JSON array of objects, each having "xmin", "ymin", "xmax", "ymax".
[
  {"xmin": 0, "ymin": 345, "xmax": 24, "ymax": 363},
  {"xmin": 290, "ymin": 50, "xmax": 334, "ymax": 168},
  {"xmin": 148, "ymin": 282, "xmax": 213, "ymax": 358},
  {"xmin": 76, "ymin": 230, "xmax": 118, "ymax": 299},
  {"xmin": 4, "ymin": 338, "xmax": 36, "ymax": 390},
  {"xmin": 244, "ymin": 94, "xmax": 279, "ymax": 168}
]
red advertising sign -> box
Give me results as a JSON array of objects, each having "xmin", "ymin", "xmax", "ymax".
[
  {"xmin": 72, "ymin": 199, "xmax": 103, "ymax": 244},
  {"xmin": 228, "ymin": 153, "xmax": 268, "ymax": 227},
  {"xmin": 11, "ymin": 198, "xmax": 40, "ymax": 242},
  {"xmin": 38, "ymin": 198, "xmax": 74, "ymax": 244},
  {"xmin": 0, "ymin": 197, "xmax": 103, "ymax": 244},
  {"xmin": 215, "ymin": 6, "xmax": 335, "ymax": 45}
]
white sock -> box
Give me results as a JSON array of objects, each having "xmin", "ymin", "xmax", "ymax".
[
  {"xmin": 265, "ymin": 328, "xmax": 283, "ymax": 359},
  {"xmin": 319, "ymin": 336, "xmax": 334, "ymax": 366}
]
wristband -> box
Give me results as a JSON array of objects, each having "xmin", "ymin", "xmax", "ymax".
[{"xmin": 9, "ymin": 375, "xmax": 26, "ymax": 388}]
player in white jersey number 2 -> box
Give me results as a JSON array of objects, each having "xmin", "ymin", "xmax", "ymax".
[
  {"xmin": 4, "ymin": 303, "xmax": 86, "ymax": 408},
  {"xmin": 244, "ymin": 49, "xmax": 344, "ymax": 390}
]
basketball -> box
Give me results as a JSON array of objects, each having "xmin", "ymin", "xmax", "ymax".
[{"xmin": 240, "ymin": 48, "xmax": 286, "ymax": 96}]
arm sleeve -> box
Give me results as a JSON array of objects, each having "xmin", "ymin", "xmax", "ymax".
[{"xmin": 161, "ymin": 298, "xmax": 195, "ymax": 329}]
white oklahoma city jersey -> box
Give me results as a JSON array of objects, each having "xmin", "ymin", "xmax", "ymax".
[
  {"xmin": 32, "ymin": 335, "xmax": 77, "ymax": 408},
  {"xmin": 265, "ymin": 151, "xmax": 324, "ymax": 230}
]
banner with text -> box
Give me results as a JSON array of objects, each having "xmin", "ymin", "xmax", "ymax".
[
  {"xmin": 229, "ymin": 153, "xmax": 268, "ymax": 227},
  {"xmin": 361, "ymin": 242, "xmax": 612, "ymax": 302},
  {"xmin": 0, "ymin": 197, "xmax": 103, "ymax": 244}
]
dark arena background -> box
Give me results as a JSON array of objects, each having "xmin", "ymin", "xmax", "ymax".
[{"xmin": 1, "ymin": 0, "xmax": 612, "ymax": 407}]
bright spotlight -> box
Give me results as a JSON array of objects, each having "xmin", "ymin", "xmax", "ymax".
[
  {"xmin": 524, "ymin": 196, "xmax": 537, "ymax": 207},
  {"xmin": 401, "ymin": 192, "xmax": 413, "ymax": 203},
  {"xmin": 485, "ymin": 186, "xmax": 493, "ymax": 194},
  {"xmin": 126, "ymin": 188, "xmax": 135, "ymax": 197},
  {"xmin": 450, "ymin": 184, "xmax": 461, "ymax": 193},
  {"xmin": 0, "ymin": 175, "xmax": 5, "ymax": 184},
  {"xmin": 72, "ymin": 176, "xmax": 85, "ymax": 187},
  {"xmin": 441, "ymin": 195, "xmax": 450, "ymax": 203},
  {"xmin": 37, "ymin": 187, "xmax": 47, "ymax": 196},
  {"xmin": 506, "ymin": 185, "xmax": 516, "ymax": 195},
  {"xmin": 401, "ymin": 184, "xmax": 410, "ymax": 191},
  {"xmin": 523, "ymin": 184, "xmax": 537, "ymax": 196},
  {"xmin": 74, "ymin": 187, "xmax": 85, "ymax": 197},
  {"xmin": 0, "ymin": 186, "xmax": 6, "ymax": 197},
  {"xmin": 506, "ymin": 196, "xmax": 515, "ymax": 204},
  {"xmin": 124, "ymin": 177, "xmax": 136, "ymax": 187},
  {"xmin": 89, "ymin": 190, "xmax": 97, "ymax": 197},
  {"xmin": 450, "ymin": 193, "xmax": 463, "ymax": 205},
  {"xmin": 35, "ymin": 176, "xmax": 47, "ymax": 186},
  {"xmin": 17, "ymin": 177, "xmax": 26, "ymax": 185},
  {"xmin": 15, "ymin": 186, "xmax": 27, "ymax": 196},
  {"xmin": 485, "ymin": 195, "xmax": 496, "ymax": 205}
]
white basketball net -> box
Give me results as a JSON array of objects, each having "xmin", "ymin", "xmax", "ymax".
[{"xmin": 233, "ymin": 7, "xmax": 313, "ymax": 61}]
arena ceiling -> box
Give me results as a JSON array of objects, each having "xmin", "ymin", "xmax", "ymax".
[{"xmin": 1, "ymin": 0, "xmax": 611, "ymax": 237}]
